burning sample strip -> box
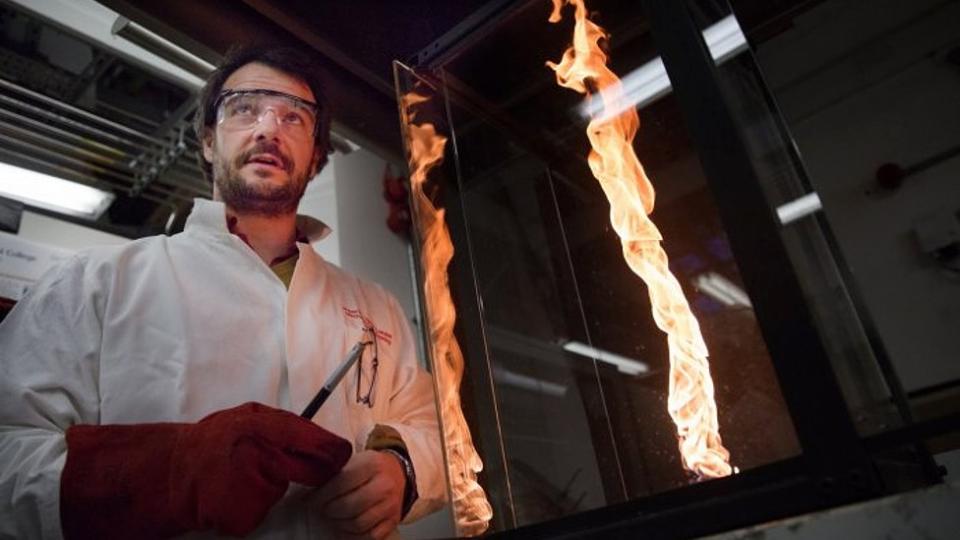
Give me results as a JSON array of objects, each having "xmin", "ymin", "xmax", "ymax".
[
  {"xmin": 546, "ymin": 0, "xmax": 734, "ymax": 479},
  {"xmin": 400, "ymin": 89, "xmax": 494, "ymax": 535}
]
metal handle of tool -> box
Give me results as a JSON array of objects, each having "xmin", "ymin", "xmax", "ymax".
[{"xmin": 300, "ymin": 340, "xmax": 369, "ymax": 419}]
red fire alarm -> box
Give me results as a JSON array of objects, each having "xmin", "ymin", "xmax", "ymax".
[{"xmin": 383, "ymin": 164, "xmax": 411, "ymax": 237}]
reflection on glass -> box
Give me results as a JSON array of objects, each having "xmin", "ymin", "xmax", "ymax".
[
  {"xmin": 395, "ymin": 70, "xmax": 494, "ymax": 536},
  {"xmin": 578, "ymin": 13, "xmax": 748, "ymax": 120},
  {"xmin": 685, "ymin": 0, "xmax": 904, "ymax": 436}
]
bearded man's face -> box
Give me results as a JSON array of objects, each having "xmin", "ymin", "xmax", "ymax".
[{"xmin": 203, "ymin": 62, "xmax": 321, "ymax": 216}]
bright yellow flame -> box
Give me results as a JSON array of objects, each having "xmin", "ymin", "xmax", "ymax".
[
  {"xmin": 547, "ymin": 0, "xmax": 733, "ymax": 479},
  {"xmin": 400, "ymin": 90, "xmax": 493, "ymax": 535}
]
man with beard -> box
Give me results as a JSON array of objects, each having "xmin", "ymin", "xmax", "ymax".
[{"xmin": 0, "ymin": 45, "xmax": 444, "ymax": 540}]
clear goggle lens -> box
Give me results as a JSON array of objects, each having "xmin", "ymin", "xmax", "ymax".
[{"xmin": 216, "ymin": 90, "xmax": 318, "ymax": 137}]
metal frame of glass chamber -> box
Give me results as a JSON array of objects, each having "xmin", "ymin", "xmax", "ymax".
[{"xmin": 402, "ymin": 0, "xmax": 958, "ymax": 537}]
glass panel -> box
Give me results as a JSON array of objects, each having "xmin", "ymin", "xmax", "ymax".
[
  {"xmin": 444, "ymin": 82, "xmax": 626, "ymax": 521},
  {"xmin": 396, "ymin": 0, "xmax": 813, "ymax": 532},
  {"xmin": 685, "ymin": 0, "xmax": 909, "ymax": 436},
  {"xmin": 393, "ymin": 64, "xmax": 512, "ymax": 535}
]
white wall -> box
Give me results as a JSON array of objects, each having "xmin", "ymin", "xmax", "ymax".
[
  {"xmin": 333, "ymin": 149, "xmax": 418, "ymax": 320},
  {"xmin": 298, "ymin": 149, "xmax": 419, "ymax": 327},
  {"xmin": 298, "ymin": 155, "xmax": 341, "ymax": 265},
  {"xmin": 755, "ymin": 0, "xmax": 960, "ymax": 392}
]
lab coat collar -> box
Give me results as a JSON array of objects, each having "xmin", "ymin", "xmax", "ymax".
[{"xmin": 185, "ymin": 198, "xmax": 332, "ymax": 242}]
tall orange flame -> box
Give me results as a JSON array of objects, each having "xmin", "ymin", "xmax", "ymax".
[
  {"xmin": 546, "ymin": 0, "xmax": 733, "ymax": 479},
  {"xmin": 400, "ymin": 90, "xmax": 493, "ymax": 535}
]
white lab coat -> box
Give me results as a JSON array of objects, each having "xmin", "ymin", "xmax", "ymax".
[{"xmin": 0, "ymin": 199, "xmax": 446, "ymax": 539}]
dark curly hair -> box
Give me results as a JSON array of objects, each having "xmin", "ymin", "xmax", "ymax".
[{"xmin": 193, "ymin": 43, "xmax": 332, "ymax": 183}]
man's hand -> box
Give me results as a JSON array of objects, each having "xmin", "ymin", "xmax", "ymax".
[
  {"xmin": 60, "ymin": 402, "xmax": 352, "ymax": 539},
  {"xmin": 313, "ymin": 449, "xmax": 406, "ymax": 540}
]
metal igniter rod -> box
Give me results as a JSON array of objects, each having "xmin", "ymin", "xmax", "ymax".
[{"xmin": 300, "ymin": 340, "xmax": 369, "ymax": 419}]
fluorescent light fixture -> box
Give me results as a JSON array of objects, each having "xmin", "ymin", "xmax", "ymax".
[
  {"xmin": 580, "ymin": 14, "xmax": 749, "ymax": 121},
  {"xmin": 112, "ymin": 16, "xmax": 216, "ymax": 79},
  {"xmin": 694, "ymin": 272, "xmax": 752, "ymax": 308},
  {"xmin": 562, "ymin": 340, "xmax": 649, "ymax": 376},
  {"xmin": 494, "ymin": 367, "xmax": 568, "ymax": 397},
  {"xmin": 0, "ymin": 162, "xmax": 114, "ymax": 219},
  {"xmin": 776, "ymin": 192, "xmax": 822, "ymax": 225},
  {"xmin": 6, "ymin": 0, "xmax": 206, "ymax": 90},
  {"xmin": 701, "ymin": 14, "xmax": 751, "ymax": 63}
]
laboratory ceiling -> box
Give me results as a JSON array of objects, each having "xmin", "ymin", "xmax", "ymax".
[{"xmin": 0, "ymin": 0, "xmax": 820, "ymax": 234}]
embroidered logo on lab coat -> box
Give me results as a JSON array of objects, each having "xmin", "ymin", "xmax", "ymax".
[{"xmin": 341, "ymin": 307, "xmax": 393, "ymax": 346}]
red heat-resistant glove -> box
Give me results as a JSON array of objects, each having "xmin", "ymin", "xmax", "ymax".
[{"xmin": 60, "ymin": 402, "xmax": 352, "ymax": 539}]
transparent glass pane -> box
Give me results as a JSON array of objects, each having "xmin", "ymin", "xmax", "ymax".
[
  {"xmin": 394, "ymin": 64, "xmax": 512, "ymax": 534},
  {"xmin": 686, "ymin": 0, "xmax": 910, "ymax": 436},
  {"xmin": 397, "ymin": 0, "xmax": 807, "ymax": 532}
]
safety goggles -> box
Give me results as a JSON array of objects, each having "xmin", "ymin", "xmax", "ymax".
[
  {"xmin": 356, "ymin": 323, "xmax": 379, "ymax": 408},
  {"xmin": 214, "ymin": 89, "xmax": 319, "ymax": 139}
]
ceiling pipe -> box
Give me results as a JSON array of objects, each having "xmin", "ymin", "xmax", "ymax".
[{"xmin": 111, "ymin": 16, "xmax": 216, "ymax": 79}]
